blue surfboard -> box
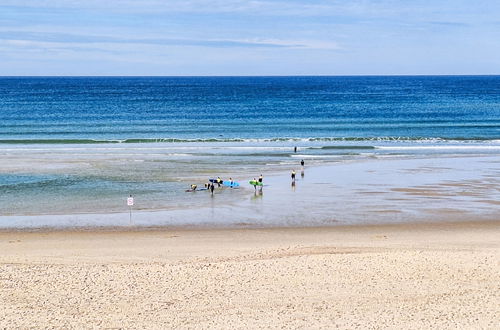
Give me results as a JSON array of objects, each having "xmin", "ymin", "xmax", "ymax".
[{"xmin": 223, "ymin": 180, "xmax": 239, "ymax": 187}]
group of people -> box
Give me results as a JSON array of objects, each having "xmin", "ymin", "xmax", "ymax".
[
  {"xmin": 205, "ymin": 183, "xmax": 215, "ymax": 194},
  {"xmin": 189, "ymin": 159, "xmax": 305, "ymax": 194},
  {"xmin": 190, "ymin": 182, "xmax": 216, "ymax": 194},
  {"xmin": 203, "ymin": 177, "xmax": 227, "ymax": 195},
  {"xmin": 190, "ymin": 176, "xmax": 234, "ymax": 195}
]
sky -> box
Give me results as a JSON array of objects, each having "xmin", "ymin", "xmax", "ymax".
[{"xmin": 1, "ymin": 0, "xmax": 500, "ymax": 75}]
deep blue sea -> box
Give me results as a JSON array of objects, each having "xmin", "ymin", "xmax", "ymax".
[
  {"xmin": 1, "ymin": 76, "xmax": 499, "ymax": 226},
  {"xmin": 1, "ymin": 76, "xmax": 499, "ymax": 143}
]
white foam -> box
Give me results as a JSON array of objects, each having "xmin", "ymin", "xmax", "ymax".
[{"xmin": 290, "ymin": 154, "xmax": 342, "ymax": 158}]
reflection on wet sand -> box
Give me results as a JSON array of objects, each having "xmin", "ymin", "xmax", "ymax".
[{"xmin": 0, "ymin": 152, "xmax": 499, "ymax": 228}]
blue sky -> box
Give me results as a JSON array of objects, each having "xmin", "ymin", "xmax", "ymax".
[{"xmin": 1, "ymin": 0, "xmax": 499, "ymax": 75}]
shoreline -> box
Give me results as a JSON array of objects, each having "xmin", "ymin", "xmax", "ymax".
[{"xmin": 0, "ymin": 217, "xmax": 499, "ymax": 234}]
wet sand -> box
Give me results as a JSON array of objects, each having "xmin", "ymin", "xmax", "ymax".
[{"xmin": 1, "ymin": 220, "xmax": 499, "ymax": 328}]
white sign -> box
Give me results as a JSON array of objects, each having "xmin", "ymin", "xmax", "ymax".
[{"xmin": 127, "ymin": 197, "xmax": 134, "ymax": 206}]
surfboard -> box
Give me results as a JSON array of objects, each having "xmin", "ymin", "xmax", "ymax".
[
  {"xmin": 223, "ymin": 180, "xmax": 239, "ymax": 187},
  {"xmin": 249, "ymin": 180, "xmax": 263, "ymax": 186},
  {"xmin": 186, "ymin": 187, "xmax": 208, "ymax": 192}
]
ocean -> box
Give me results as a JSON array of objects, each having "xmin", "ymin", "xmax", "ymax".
[
  {"xmin": 1, "ymin": 76, "xmax": 500, "ymax": 142},
  {"xmin": 1, "ymin": 76, "xmax": 499, "ymax": 227}
]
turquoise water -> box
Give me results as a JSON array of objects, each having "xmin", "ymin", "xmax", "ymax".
[{"xmin": 0, "ymin": 76, "xmax": 499, "ymax": 225}]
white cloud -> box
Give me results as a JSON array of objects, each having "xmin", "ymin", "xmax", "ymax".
[
  {"xmin": 0, "ymin": 0, "xmax": 459, "ymax": 16},
  {"xmin": 0, "ymin": 31, "xmax": 342, "ymax": 50}
]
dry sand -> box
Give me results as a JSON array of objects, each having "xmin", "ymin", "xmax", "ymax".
[{"xmin": 1, "ymin": 221, "xmax": 499, "ymax": 329}]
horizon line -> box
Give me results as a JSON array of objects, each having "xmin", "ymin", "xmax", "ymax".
[{"xmin": 1, "ymin": 74, "xmax": 500, "ymax": 78}]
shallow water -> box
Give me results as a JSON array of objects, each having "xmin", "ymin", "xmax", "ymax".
[
  {"xmin": 1, "ymin": 154, "xmax": 499, "ymax": 228},
  {"xmin": 1, "ymin": 139, "xmax": 500, "ymax": 216}
]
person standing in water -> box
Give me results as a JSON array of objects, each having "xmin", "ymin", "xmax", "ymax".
[
  {"xmin": 258, "ymin": 174, "xmax": 263, "ymax": 184},
  {"xmin": 291, "ymin": 170, "xmax": 296, "ymax": 182},
  {"xmin": 301, "ymin": 159, "xmax": 304, "ymax": 167},
  {"xmin": 210, "ymin": 183, "xmax": 215, "ymax": 195},
  {"xmin": 294, "ymin": 146, "xmax": 297, "ymax": 153}
]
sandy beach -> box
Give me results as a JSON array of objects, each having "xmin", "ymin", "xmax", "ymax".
[{"xmin": 1, "ymin": 220, "xmax": 499, "ymax": 328}]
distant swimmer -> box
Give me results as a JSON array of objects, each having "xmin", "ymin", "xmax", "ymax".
[{"xmin": 291, "ymin": 170, "xmax": 296, "ymax": 182}]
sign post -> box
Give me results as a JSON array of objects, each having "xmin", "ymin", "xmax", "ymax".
[{"xmin": 127, "ymin": 195, "xmax": 134, "ymax": 225}]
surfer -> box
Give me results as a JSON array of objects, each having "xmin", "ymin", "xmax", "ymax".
[
  {"xmin": 294, "ymin": 146, "xmax": 297, "ymax": 153},
  {"xmin": 216, "ymin": 177, "xmax": 222, "ymax": 187},
  {"xmin": 291, "ymin": 170, "xmax": 296, "ymax": 182},
  {"xmin": 190, "ymin": 184, "xmax": 197, "ymax": 191},
  {"xmin": 258, "ymin": 174, "xmax": 263, "ymax": 184},
  {"xmin": 229, "ymin": 177, "xmax": 234, "ymax": 188},
  {"xmin": 210, "ymin": 183, "xmax": 215, "ymax": 195},
  {"xmin": 253, "ymin": 178, "xmax": 257, "ymax": 191},
  {"xmin": 301, "ymin": 159, "xmax": 304, "ymax": 167}
]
